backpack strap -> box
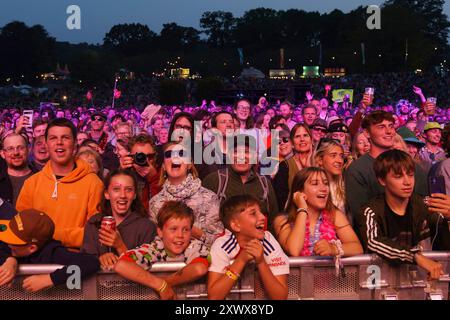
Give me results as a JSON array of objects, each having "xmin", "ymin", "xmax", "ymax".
[
  {"xmin": 217, "ymin": 167, "xmax": 229, "ymax": 203},
  {"xmin": 257, "ymin": 173, "xmax": 270, "ymax": 212}
]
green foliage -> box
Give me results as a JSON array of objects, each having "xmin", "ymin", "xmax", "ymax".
[{"xmin": 0, "ymin": 21, "xmax": 56, "ymax": 82}]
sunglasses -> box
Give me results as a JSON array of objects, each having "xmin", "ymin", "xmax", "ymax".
[
  {"xmin": 164, "ymin": 149, "xmax": 186, "ymax": 159},
  {"xmin": 313, "ymin": 127, "xmax": 327, "ymax": 133},
  {"xmin": 174, "ymin": 124, "xmax": 192, "ymax": 131},
  {"xmin": 317, "ymin": 138, "xmax": 340, "ymax": 149},
  {"xmin": 91, "ymin": 116, "xmax": 105, "ymax": 122},
  {"xmin": 278, "ymin": 137, "xmax": 290, "ymax": 144}
]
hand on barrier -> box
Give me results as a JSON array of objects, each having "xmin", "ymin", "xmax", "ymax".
[
  {"xmin": 22, "ymin": 274, "xmax": 53, "ymax": 292},
  {"xmin": 245, "ymin": 239, "xmax": 264, "ymax": 264},
  {"xmin": 0, "ymin": 257, "xmax": 17, "ymax": 287},
  {"xmin": 313, "ymin": 239, "xmax": 336, "ymax": 256},
  {"xmin": 415, "ymin": 254, "xmax": 444, "ymax": 280},
  {"xmin": 99, "ymin": 252, "xmax": 119, "ymax": 270},
  {"xmin": 159, "ymin": 282, "xmax": 176, "ymax": 300}
]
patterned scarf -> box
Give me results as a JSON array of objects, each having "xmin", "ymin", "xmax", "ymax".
[{"xmin": 163, "ymin": 174, "xmax": 201, "ymax": 200}]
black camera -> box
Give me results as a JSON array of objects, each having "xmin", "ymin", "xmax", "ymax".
[{"xmin": 132, "ymin": 152, "xmax": 148, "ymax": 167}]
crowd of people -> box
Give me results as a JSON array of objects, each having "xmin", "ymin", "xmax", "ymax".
[{"xmin": 0, "ymin": 80, "xmax": 449, "ymax": 300}]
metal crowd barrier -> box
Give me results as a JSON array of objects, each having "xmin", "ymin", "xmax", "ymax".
[{"xmin": 1, "ymin": 252, "xmax": 449, "ymax": 300}]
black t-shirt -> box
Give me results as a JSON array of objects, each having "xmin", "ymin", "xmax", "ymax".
[{"xmin": 385, "ymin": 200, "xmax": 413, "ymax": 247}]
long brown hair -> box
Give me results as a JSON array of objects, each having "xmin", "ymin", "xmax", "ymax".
[
  {"xmin": 284, "ymin": 167, "xmax": 335, "ymax": 224},
  {"xmin": 290, "ymin": 123, "xmax": 313, "ymax": 167},
  {"xmin": 98, "ymin": 169, "xmax": 146, "ymax": 219}
]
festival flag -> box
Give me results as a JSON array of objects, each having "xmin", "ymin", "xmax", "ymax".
[
  {"xmin": 113, "ymin": 89, "xmax": 121, "ymax": 99},
  {"xmin": 332, "ymin": 89, "xmax": 354, "ymax": 103}
]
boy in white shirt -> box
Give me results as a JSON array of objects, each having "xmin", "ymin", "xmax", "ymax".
[{"xmin": 208, "ymin": 194, "xmax": 289, "ymax": 300}]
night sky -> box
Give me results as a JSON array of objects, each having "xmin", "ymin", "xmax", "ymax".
[{"xmin": 1, "ymin": 0, "xmax": 449, "ymax": 44}]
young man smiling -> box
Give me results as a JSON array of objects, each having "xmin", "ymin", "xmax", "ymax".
[
  {"xmin": 16, "ymin": 118, "xmax": 103, "ymax": 249},
  {"xmin": 358, "ymin": 150, "xmax": 449, "ymax": 278},
  {"xmin": 345, "ymin": 111, "xmax": 428, "ymax": 227}
]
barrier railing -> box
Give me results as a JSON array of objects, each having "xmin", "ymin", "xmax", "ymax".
[{"xmin": 1, "ymin": 252, "xmax": 449, "ymax": 300}]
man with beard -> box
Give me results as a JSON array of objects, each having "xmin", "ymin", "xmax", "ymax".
[
  {"xmin": 279, "ymin": 101, "xmax": 296, "ymax": 130},
  {"xmin": 0, "ymin": 134, "xmax": 37, "ymax": 207}
]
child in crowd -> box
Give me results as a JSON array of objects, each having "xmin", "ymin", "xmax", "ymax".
[
  {"xmin": 0, "ymin": 209, "xmax": 100, "ymax": 292},
  {"xmin": 358, "ymin": 149, "xmax": 450, "ymax": 279},
  {"xmin": 82, "ymin": 169, "xmax": 156, "ymax": 270},
  {"xmin": 273, "ymin": 167, "xmax": 363, "ymax": 257},
  {"xmin": 114, "ymin": 201, "xmax": 210, "ymax": 300},
  {"xmin": 208, "ymin": 195, "xmax": 289, "ymax": 300}
]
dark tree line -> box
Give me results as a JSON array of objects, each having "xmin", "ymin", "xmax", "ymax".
[{"xmin": 0, "ymin": 0, "xmax": 448, "ymax": 86}]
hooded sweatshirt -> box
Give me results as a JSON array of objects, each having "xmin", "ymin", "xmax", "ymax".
[{"xmin": 16, "ymin": 159, "xmax": 104, "ymax": 249}]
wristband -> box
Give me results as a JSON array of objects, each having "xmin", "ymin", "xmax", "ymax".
[
  {"xmin": 157, "ymin": 280, "xmax": 168, "ymax": 293},
  {"xmin": 225, "ymin": 267, "xmax": 240, "ymax": 281},
  {"xmin": 296, "ymin": 208, "xmax": 308, "ymax": 216}
]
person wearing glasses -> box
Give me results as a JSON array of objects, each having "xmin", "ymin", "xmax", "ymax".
[
  {"xmin": 259, "ymin": 127, "xmax": 293, "ymax": 179},
  {"xmin": 119, "ymin": 133, "xmax": 161, "ymax": 213},
  {"xmin": 149, "ymin": 142, "xmax": 222, "ymax": 245},
  {"xmin": 0, "ymin": 133, "xmax": 37, "ymax": 208},
  {"xmin": 88, "ymin": 111, "xmax": 109, "ymax": 153},
  {"xmin": 310, "ymin": 119, "xmax": 328, "ymax": 147}
]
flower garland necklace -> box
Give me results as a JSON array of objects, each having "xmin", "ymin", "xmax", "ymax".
[{"xmin": 300, "ymin": 210, "xmax": 337, "ymax": 256}]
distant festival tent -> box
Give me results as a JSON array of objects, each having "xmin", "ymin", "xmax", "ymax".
[{"xmin": 239, "ymin": 67, "xmax": 265, "ymax": 79}]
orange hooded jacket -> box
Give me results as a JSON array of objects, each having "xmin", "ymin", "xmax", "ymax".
[{"xmin": 16, "ymin": 159, "xmax": 104, "ymax": 248}]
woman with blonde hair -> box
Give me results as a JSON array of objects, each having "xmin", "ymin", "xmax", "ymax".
[
  {"xmin": 313, "ymin": 139, "xmax": 346, "ymax": 215},
  {"xmin": 149, "ymin": 142, "xmax": 223, "ymax": 245},
  {"xmin": 273, "ymin": 167, "xmax": 362, "ymax": 257},
  {"xmin": 76, "ymin": 148, "xmax": 108, "ymax": 180}
]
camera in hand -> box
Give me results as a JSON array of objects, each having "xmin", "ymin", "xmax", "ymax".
[{"xmin": 132, "ymin": 152, "xmax": 149, "ymax": 167}]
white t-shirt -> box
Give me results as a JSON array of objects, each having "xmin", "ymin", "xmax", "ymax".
[{"xmin": 209, "ymin": 229, "xmax": 289, "ymax": 276}]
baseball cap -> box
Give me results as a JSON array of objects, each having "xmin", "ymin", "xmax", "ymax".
[
  {"xmin": 311, "ymin": 119, "xmax": 327, "ymax": 130},
  {"xmin": 91, "ymin": 111, "xmax": 107, "ymax": 120},
  {"xmin": 327, "ymin": 123, "xmax": 349, "ymax": 134},
  {"xmin": 0, "ymin": 209, "xmax": 55, "ymax": 249},
  {"xmin": 397, "ymin": 127, "xmax": 425, "ymax": 148},
  {"xmin": 326, "ymin": 116, "xmax": 343, "ymax": 127},
  {"xmin": 424, "ymin": 122, "xmax": 442, "ymax": 132}
]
